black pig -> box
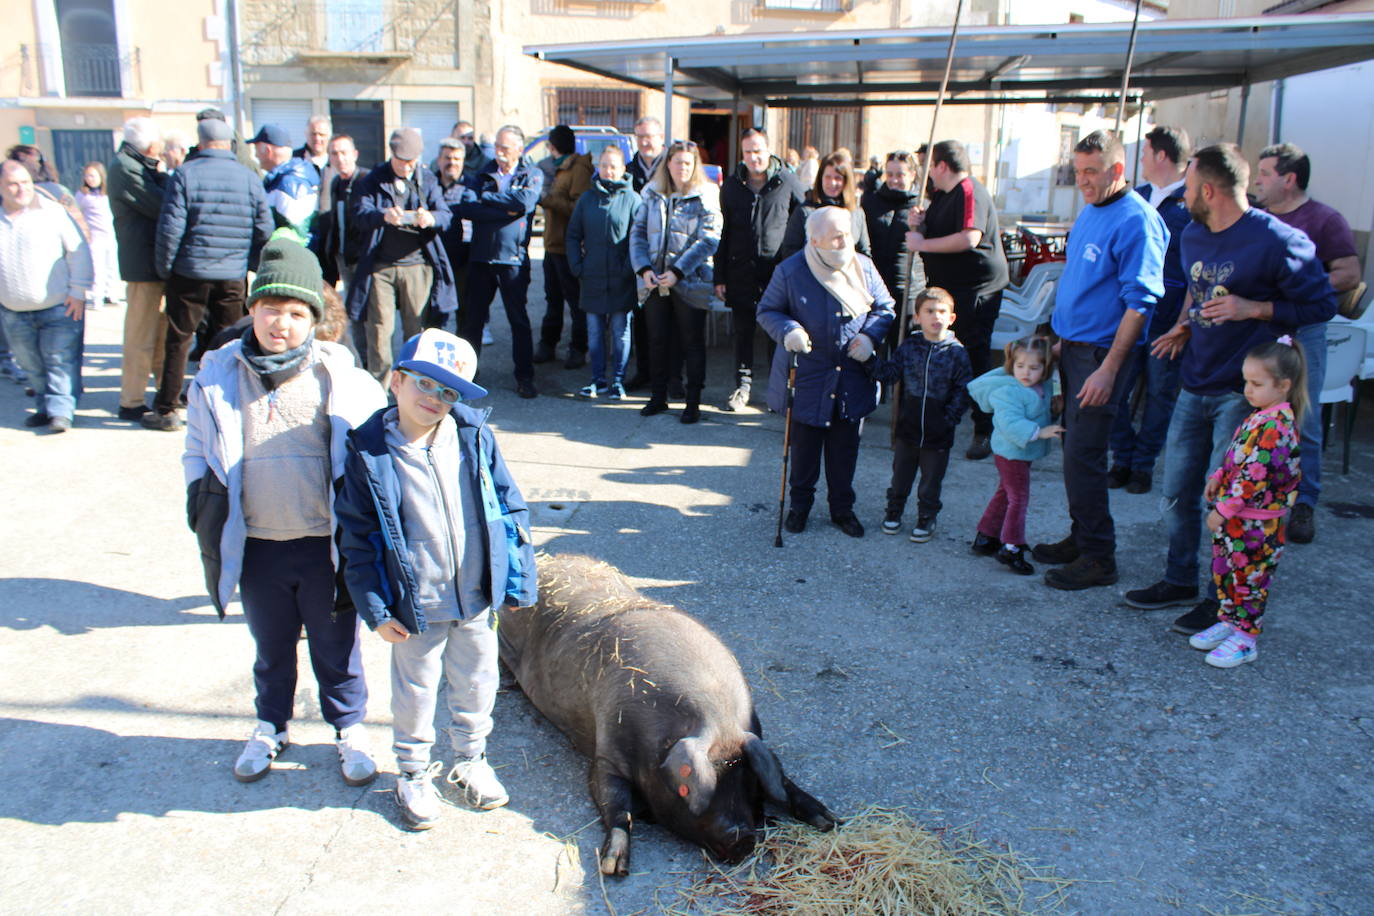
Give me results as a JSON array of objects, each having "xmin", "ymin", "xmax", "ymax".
[{"xmin": 498, "ymin": 554, "xmax": 836, "ymax": 875}]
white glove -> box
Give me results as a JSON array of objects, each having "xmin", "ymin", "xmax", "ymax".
[
  {"xmin": 783, "ymin": 328, "xmax": 812, "ymax": 354},
  {"xmin": 847, "ymin": 334, "xmax": 875, "ymax": 362}
]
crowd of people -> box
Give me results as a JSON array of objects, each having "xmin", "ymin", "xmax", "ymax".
[{"xmin": 0, "ymin": 108, "xmax": 1359, "ymax": 815}]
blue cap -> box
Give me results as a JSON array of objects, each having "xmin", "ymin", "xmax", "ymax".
[
  {"xmin": 247, "ymin": 123, "xmax": 292, "ymax": 147},
  {"xmin": 395, "ymin": 329, "xmax": 487, "ymax": 401}
]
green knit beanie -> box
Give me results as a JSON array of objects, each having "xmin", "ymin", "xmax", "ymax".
[{"xmin": 248, "ymin": 233, "xmax": 324, "ymax": 321}]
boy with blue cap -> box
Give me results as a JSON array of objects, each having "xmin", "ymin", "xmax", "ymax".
[{"xmin": 335, "ymin": 328, "xmax": 537, "ymax": 829}]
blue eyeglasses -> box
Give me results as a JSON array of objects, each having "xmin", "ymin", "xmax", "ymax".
[{"xmin": 399, "ymin": 369, "xmax": 462, "ymax": 404}]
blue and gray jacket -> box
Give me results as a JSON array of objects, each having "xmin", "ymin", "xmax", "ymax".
[
  {"xmin": 335, "ymin": 402, "xmax": 537, "ymax": 634},
  {"xmin": 867, "ymin": 332, "xmax": 972, "ymax": 449}
]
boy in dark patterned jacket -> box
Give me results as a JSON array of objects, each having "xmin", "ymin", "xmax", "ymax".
[{"xmin": 867, "ymin": 287, "xmax": 973, "ymax": 542}]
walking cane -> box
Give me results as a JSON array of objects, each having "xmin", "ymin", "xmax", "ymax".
[
  {"xmin": 890, "ymin": 0, "xmax": 965, "ymax": 445},
  {"xmin": 774, "ymin": 353, "xmax": 799, "ymax": 548}
]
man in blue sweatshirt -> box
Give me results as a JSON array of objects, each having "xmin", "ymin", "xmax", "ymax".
[
  {"xmin": 1124, "ymin": 143, "xmax": 1336, "ymax": 632},
  {"xmin": 1035, "ymin": 130, "xmax": 1167, "ymax": 590}
]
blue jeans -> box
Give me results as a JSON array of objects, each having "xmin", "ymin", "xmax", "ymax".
[
  {"xmin": 1109, "ymin": 346, "xmax": 1183, "ymax": 473},
  {"xmin": 0, "ymin": 303, "xmax": 84, "ymax": 419},
  {"xmin": 586, "ymin": 310, "xmax": 632, "ymax": 387},
  {"xmin": 1294, "ymin": 321, "xmax": 1326, "ymax": 506},
  {"xmin": 1161, "ymin": 389, "xmax": 1252, "ymax": 587}
]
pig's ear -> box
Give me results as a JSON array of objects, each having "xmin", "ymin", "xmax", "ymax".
[
  {"xmin": 742, "ymin": 733, "xmax": 788, "ymax": 806},
  {"xmin": 661, "ymin": 736, "xmax": 715, "ymax": 816}
]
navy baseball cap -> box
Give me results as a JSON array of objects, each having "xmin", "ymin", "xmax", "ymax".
[
  {"xmin": 247, "ymin": 123, "xmax": 292, "ymax": 147},
  {"xmin": 394, "ymin": 330, "xmax": 487, "ymax": 401}
]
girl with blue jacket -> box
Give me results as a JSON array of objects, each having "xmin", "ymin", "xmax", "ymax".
[{"xmin": 966, "ymin": 336, "xmax": 1064, "ymax": 574}]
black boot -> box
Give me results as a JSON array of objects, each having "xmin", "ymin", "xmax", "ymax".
[
  {"xmin": 970, "ymin": 532, "xmax": 999, "ymax": 556},
  {"xmin": 996, "ymin": 544, "xmax": 1035, "ymax": 575},
  {"xmin": 680, "ymin": 397, "xmax": 701, "ymax": 424}
]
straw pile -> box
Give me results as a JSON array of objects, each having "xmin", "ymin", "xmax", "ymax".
[{"xmin": 660, "ymin": 807, "xmax": 1071, "ymax": 916}]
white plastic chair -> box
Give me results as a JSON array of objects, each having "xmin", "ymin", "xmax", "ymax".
[
  {"xmin": 991, "ymin": 261, "xmax": 1063, "ymax": 351},
  {"xmin": 1320, "ymin": 323, "xmax": 1366, "ymax": 474}
]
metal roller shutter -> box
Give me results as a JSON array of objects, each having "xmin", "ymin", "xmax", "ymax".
[
  {"xmin": 249, "ymin": 99, "xmax": 314, "ymax": 148},
  {"xmin": 400, "ymin": 101, "xmax": 459, "ymax": 166}
]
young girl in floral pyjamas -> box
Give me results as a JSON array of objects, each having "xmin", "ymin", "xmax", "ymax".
[{"xmin": 1191, "ymin": 336, "xmax": 1306, "ymax": 669}]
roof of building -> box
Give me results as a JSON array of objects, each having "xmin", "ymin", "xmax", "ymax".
[{"xmin": 526, "ymin": 12, "xmax": 1374, "ymax": 108}]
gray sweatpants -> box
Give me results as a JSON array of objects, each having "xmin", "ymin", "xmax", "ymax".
[{"xmin": 390, "ymin": 610, "xmax": 498, "ymax": 769}]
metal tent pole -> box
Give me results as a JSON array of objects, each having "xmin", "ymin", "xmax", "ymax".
[
  {"xmin": 1115, "ymin": 0, "xmax": 1144, "ymax": 135},
  {"xmin": 663, "ymin": 54, "xmax": 675, "ymax": 143}
]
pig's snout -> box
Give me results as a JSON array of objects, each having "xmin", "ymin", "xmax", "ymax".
[{"xmin": 714, "ymin": 825, "xmax": 758, "ymax": 863}]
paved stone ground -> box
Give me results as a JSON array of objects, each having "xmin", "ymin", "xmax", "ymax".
[{"xmin": 2, "ymin": 254, "xmax": 1372, "ymax": 915}]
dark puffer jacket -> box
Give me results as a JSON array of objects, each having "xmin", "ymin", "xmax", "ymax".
[
  {"xmin": 776, "ymin": 198, "xmax": 871, "ymax": 263},
  {"xmin": 567, "ymin": 175, "xmax": 641, "ymax": 315},
  {"xmin": 756, "ymin": 252, "xmax": 895, "ymax": 427},
  {"xmin": 862, "ymin": 183, "xmax": 926, "ymax": 304},
  {"xmin": 714, "ymin": 156, "xmax": 805, "ymax": 304},
  {"xmin": 866, "ymin": 332, "xmax": 972, "ymax": 449},
  {"xmin": 155, "ymin": 148, "xmax": 273, "ymax": 280},
  {"xmin": 107, "ymin": 141, "xmax": 166, "ymax": 283}
]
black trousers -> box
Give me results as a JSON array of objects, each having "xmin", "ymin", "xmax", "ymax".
[
  {"xmin": 727, "ymin": 277, "xmax": 770, "ymax": 384},
  {"xmin": 1059, "ymin": 342, "xmax": 1128, "ymax": 560},
  {"xmin": 886, "ymin": 441, "xmax": 951, "ymax": 519},
  {"xmin": 644, "ymin": 289, "xmax": 706, "ymax": 401},
  {"xmin": 462, "ymin": 261, "xmax": 533, "ymax": 382},
  {"xmin": 950, "ymin": 287, "xmax": 1004, "ymax": 437},
  {"xmin": 238, "ymin": 536, "xmax": 367, "ymax": 732},
  {"xmin": 156, "ymin": 274, "xmax": 246, "ymax": 415},
  {"xmin": 539, "ymin": 252, "xmax": 587, "ymax": 352},
  {"xmin": 788, "ymin": 408, "xmax": 863, "ymax": 517}
]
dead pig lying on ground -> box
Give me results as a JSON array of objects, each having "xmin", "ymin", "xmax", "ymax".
[{"xmin": 498, "ymin": 553, "xmax": 836, "ymax": 875}]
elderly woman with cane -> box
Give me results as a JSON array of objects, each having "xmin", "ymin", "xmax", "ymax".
[{"xmin": 758, "ymin": 206, "xmax": 895, "ymax": 538}]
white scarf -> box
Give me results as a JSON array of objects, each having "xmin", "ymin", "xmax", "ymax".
[{"xmin": 803, "ymin": 207, "xmax": 873, "ymax": 320}]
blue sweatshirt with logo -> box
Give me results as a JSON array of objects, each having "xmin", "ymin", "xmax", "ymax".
[
  {"xmin": 1179, "ymin": 208, "xmax": 1336, "ymax": 395},
  {"xmin": 1050, "ymin": 189, "xmax": 1167, "ymax": 347}
]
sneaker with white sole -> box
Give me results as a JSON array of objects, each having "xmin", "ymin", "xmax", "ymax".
[
  {"xmin": 481, "ymin": 326, "xmax": 495, "ymax": 346},
  {"xmin": 396, "ymin": 761, "xmax": 445, "ymax": 829},
  {"xmin": 910, "ymin": 516, "xmax": 936, "ymax": 543},
  {"xmin": 233, "ymin": 720, "xmax": 288, "ymax": 782},
  {"xmin": 335, "ymin": 723, "xmax": 378, "ymax": 786},
  {"xmin": 881, "ymin": 512, "xmax": 902, "ymax": 535},
  {"xmin": 447, "ymin": 753, "xmax": 509, "ymax": 810},
  {"xmin": 1189, "ymin": 621, "xmax": 1235, "ymax": 651},
  {"xmin": 1205, "ymin": 633, "xmax": 1257, "ymax": 668}
]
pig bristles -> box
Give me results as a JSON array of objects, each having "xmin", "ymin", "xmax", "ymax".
[{"xmin": 537, "ymin": 553, "xmax": 683, "ymax": 696}]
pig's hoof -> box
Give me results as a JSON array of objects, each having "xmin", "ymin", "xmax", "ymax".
[
  {"xmin": 793, "ymin": 794, "xmax": 839, "ymax": 831},
  {"xmin": 599, "ymin": 827, "xmax": 631, "ymax": 876}
]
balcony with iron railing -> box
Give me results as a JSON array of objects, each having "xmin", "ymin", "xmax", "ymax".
[
  {"xmin": 238, "ymin": 0, "xmax": 457, "ymax": 68},
  {"xmin": 18, "ymin": 41, "xmax": 139, "ymax": 98}
]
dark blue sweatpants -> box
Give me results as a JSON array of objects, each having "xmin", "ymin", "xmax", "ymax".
[{"xmin": 239, "ymin": 536, "xmax": 367, "ymax": 731}]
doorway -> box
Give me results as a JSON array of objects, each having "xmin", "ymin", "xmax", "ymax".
[
  {"xmin": 51, "ymin": 129, "xmax": 116, "ymax": 188},
  {"xmin": 330, "ymin": 100, "xmax": 384, "ymax": 170}
]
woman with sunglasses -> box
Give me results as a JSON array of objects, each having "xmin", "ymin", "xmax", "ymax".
[
  {"xmin": 629, "ymin": 139, "xmax": 721, "ymax": 423},
  {"xmin": 777, "ymin": 151, "xmax": 871, "ymax": 263}
]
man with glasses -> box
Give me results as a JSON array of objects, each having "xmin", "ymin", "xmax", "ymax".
[
  {"xmin": 346, "ymin": 128, "xmax": 456, "ymax": 384},
  {"xmin": 458, "ymin": 125, "xmax": 544, "ymax": 399},
  {"xmin": 625, "ymin": 116, "xmax": 667, "ymax": 389},
  {"xmin": 452, "ymin": 121, "xmax": 493, "ymax": 181}
]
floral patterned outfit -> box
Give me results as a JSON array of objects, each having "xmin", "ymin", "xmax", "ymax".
[{"xmin": 1207, "ymin": 402, "xmax": 1301, "ymax": 636}]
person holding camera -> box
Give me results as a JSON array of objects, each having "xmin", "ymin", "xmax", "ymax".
[{"xmin": 346, "ymin": 128, "xmax": 456, "ymax": 383}]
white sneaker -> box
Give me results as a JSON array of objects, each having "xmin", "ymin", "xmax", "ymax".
[
  {"xmin": 1189, "ymin": 621, "xmax": 1234, "ymax": 651},
  {"xmin": 447, "ymin": 753, "xmax": 509, "ymax": 810},
  {"xmin": 482, "ymin": 325, "xmax": 495, "ymax": 346},
  {"xmin": 396, "ymin": 761, "xmax": 445, "ymax": 829},
  {"xmin": 1205, "ymin": 633, "xmax": 1258, "ymax": 669},
  {"xmin": 233, "ymin": 720, "xmax": 288, "ymax": 782},
  {"xmin": 336, "ymin": 723, "xmax": 378, "ymax": 786}
]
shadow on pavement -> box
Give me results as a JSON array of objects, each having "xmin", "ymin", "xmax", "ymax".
[{"xmin": 0, "ymin": 578, "xmax": 212, "ymax": 634}]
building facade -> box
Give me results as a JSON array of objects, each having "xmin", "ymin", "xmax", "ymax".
[{"xmin": 3, "ymin": 0, "xmax": 226, "ymax": 184}]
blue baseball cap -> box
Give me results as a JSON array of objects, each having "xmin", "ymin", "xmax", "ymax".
[
  {"xmin": 247, "ymin": 123, "xmax": 292, "ymax": 147},
  {"xmin": 394, "ymin": 329, "xmax": 487, "ymax": 401}
]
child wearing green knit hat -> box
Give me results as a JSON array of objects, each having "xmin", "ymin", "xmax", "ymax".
[{"xmin": 181, "ymin": 235, "xmax": 388, "ymax": 787}]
